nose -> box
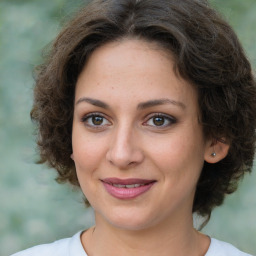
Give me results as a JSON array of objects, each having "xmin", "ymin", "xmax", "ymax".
[{"xmin": 106, "ymin": 125, "xmax": 144, "ymax": 169}]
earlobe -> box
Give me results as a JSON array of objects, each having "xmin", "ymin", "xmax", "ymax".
[
  {"xmin": 204, "ymin": 138, "xmax": 230, "ymax": 164},
  {"xmin": 71, "ymin": 153, "xmax": 74, "ymax": 160}
]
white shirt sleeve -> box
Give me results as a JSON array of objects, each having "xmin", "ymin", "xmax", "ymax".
[
  {"xmin": 205, "ymin": 238, "xmax": 254, "ymax": 256},
  {"xmin": 10, "ymin": 231, "xmax": 87, "ymax": 256}
]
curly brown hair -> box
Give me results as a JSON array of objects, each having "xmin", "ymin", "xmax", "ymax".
[{"xmin": 31, "ymin": 0, "xmax": 256, "ymax": 221}]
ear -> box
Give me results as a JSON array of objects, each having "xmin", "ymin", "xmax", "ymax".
[
  {"xmin": 204, "ymin": 138, "xmax": 230, "ymax": 164},
  {"xmin": 70, "ymin": 153, "xmax": 74, "ymax": 160}
]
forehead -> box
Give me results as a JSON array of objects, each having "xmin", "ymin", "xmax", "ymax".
[
  {"xmin": 75, "ymin": 38, "xmax": 198, "ymax": 110},
  {"xmin": 82, "ymin": 38, "xmax": 174, "ymax": 73}
]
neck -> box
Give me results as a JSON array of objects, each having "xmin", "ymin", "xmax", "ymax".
[{"xmin": 82, "ymin": 213, "xmax": 210, "ymax": 256}]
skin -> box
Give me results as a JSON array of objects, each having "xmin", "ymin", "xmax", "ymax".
[{"xmin": 71, "ymin": 39, "xmax": 229, "ymax": 256}]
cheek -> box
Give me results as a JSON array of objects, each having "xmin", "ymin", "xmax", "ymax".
[
  {"xmin": 147, "ymin": 133, "xmax": 192, "ymax": 160},
  {"xmin": 72, "ymin": 135, "xmax": 103, "ymax": 199},
  {"xmin": 147, "ymin": 130, "xmax": 205, "ymax": 177},
  {"xmin": 72, "ymin": 129, "xmax": 107, "ymax": 174}
]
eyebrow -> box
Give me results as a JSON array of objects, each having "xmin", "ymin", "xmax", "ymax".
[
  {"xmin": 76, "ymin": 97, "xmax": 186, "ymax": 110},
  {"xmin": 137, "ymin": 98, "xmax": 186, "ymax": 110},
  {"xmin": 76, "ymin": 97, "xmax": 110, "ymax": 109}
]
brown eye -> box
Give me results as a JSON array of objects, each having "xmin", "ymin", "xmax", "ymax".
[
  {"xmin": 144, "ymin": 114, "xmax": 176, "ymax": 128},
  {"xmin": 153, "ymin": 117, "xmax": 165, "ymax": 126},
  {"xmin": 92, "ymin": 116, "xmax": 103, "ymax": 125},
  {"xmin": 82, "ymin": 113, "xmax": 111, "ymax": 128}
]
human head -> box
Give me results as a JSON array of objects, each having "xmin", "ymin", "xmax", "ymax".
[{"xmin": 31, "ymin": 0, "xmax": 256, "ymax": 221}]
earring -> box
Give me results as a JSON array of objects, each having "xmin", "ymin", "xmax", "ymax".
[{"xmin": 211, "ymin": 152, "xmax": 216, "ymax": 157}]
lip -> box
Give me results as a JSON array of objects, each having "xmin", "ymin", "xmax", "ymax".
[{"xmin": 101, "ymin": 178, "xmax": 156, "ymax": 199}]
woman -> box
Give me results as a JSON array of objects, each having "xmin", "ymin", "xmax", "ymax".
[{"xmin": 12, "ymin": 0, "xmax": 256, "ymax": 255}]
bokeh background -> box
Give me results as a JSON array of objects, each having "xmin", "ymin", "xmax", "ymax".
[{"xmin": 0, "ymin": 0, "xmax": 255, "ymax": 255}]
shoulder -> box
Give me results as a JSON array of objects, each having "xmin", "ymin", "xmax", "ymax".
[
  {"xmin": 11, "ymin": 231, "xmax": 87, "ymax": 256},
  {"xmin": 205, "ymin": 238, "xmax": 253, "ymax": 256}
]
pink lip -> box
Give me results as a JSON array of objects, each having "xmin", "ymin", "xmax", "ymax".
[{"xmin": 101, "ymin": 178, "xmax": 156, "ymax": 199}]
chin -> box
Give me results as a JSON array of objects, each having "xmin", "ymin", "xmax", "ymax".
[
  {"xmin": 102, "ymin": 209, "xmax": 160, "ymax": 232},
  {"xmin": 111, "ymin": 220, "xmax": 153, "ymax": 231}
]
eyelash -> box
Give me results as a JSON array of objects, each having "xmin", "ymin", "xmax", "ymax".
[
  {"xmin": 81, "ymin": 113, "xmax": 111, "ymax": 129},
  {"xmin": 143, "ymin": 113, "xmax": 177, "ymax": 128},
  {"xmin": 81, "ymin": 113, "xmax": 176, "ymax": 129}
]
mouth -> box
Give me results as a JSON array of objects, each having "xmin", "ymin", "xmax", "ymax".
[{"xmin": 101, "ymin": 178, "xmax": 156, "ymax": 199}]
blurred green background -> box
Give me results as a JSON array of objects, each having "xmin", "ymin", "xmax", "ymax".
[{"xmin": 0, "ymin": 0, "xmax": 255, "ymax": 255}]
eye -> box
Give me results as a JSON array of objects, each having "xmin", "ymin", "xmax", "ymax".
[
  {"xmin": 144, "ymin": 114, "xmax": 176, "ymax": 128},
  {"xmin": 81, "ymin": 113, "xmax": 111, "ymax": 128}
]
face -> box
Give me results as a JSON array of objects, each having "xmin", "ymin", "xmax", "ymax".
[{"xmin": 72, "ymin": 39, "xmax": 211, "ymax": 231}]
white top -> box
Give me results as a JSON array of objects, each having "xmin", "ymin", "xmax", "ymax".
[{"xmin": 11, "ymin": 231, "xmax": 253, "ymax": 256}]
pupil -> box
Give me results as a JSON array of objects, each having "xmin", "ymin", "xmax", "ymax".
[
  {"xmin": 92, "ymin": 116, "xmax": 103, "ymax": 125},
  {"xmin": 153, "ymin": 117, "xmax": 164, "ymax": 126}
]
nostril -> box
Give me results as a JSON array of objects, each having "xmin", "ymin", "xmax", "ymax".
[
  {"xmin": 106, "ymin": 135, "xmax": 144, "ymax": 168},
  {"xmin": 128, "ymin": 161, "xmax": 136, "ymax": 166}
]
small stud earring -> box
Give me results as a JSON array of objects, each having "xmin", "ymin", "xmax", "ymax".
[{"xmin": 211, "ymin": 152, "xmax": 216, "ymax": 157}]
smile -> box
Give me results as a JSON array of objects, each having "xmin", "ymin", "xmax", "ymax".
[
  {"xmin": 101, "ymin": 178, "xmax": 156, "ymax": 199},
  {"xmin": 112, "ymin": 184, "xmax": 143, "ymax": 188}
]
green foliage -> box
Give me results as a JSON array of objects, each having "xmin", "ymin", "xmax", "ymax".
[
  {"xmin": 210, "ymin": 0, "xmax": 256, "ymax": 67},
  {"xmin": 1, "ymin": 1, "xmax": 255, "ymax": 255}
]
